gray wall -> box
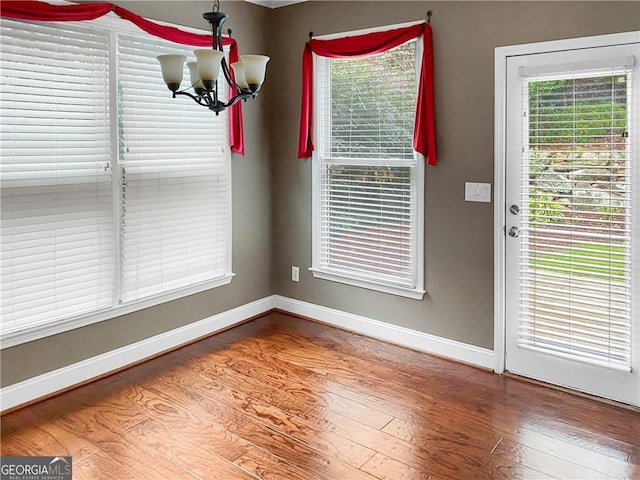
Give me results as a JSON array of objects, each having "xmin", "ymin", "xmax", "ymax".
[
  {"xmin": 2, "ymin": 1, "xmax": 639, "ymax": 388},
  {"xmin": 269, "ymin": 1, "xmax": 640, "ymax": 348},
  {"xmin": 0, "ymin": 1, "xmax": 274, "ymax": 387}
]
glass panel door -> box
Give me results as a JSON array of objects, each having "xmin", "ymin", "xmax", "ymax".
[{"xmin": 505, "ymin": 42, "xmax": 639, "ymax": 405}]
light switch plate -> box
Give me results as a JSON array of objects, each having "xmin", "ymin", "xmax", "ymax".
[{"xmin": 465, "ymin": 182, "xmax": 492, "ymax": 203}]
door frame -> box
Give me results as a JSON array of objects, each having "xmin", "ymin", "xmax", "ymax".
[{"xmin": 493, "ymin": 31, "xmax": 640, "ymax": 376}]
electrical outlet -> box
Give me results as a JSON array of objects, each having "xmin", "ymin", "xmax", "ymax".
[{"xmin": 291, "ymin": 266, "xmax": 300, "ymax": 282}]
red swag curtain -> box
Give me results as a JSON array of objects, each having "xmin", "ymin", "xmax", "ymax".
[
  {"xmin": 298, "ymin": 23, "xmax": 436, "ymax": 165},
  {"xmin": 0, "ymin": 0, "xmax": 244, "ymax": 155}
]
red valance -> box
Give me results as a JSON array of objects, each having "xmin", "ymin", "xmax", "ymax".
[
  {"xmin": 0, "ymin": 1, "xmax": 244, "ymax": 155},
  {"xmin": 298, "ymin": 23, "xmax": 436, "ymax": 165}
]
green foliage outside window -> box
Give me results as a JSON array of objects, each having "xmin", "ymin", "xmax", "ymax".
[
  {"xmin": 329, "ymin": 42, "xmax": 416, "ymax": 160},
  {"xmin": 528, "ymin": 76, "xmax": 627, "ymax": 149}
]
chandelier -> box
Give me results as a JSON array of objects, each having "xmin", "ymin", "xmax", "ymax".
[{"xmin": 157, "ymin": 1, "xmax": 270, "ymax": 114}]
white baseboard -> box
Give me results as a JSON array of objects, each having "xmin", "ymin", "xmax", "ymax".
[
  {"xmin": 273, "ymin": 295, "xmax": 495, "ymax": 370},
  {"xmin": 1, "ymin": 295, "xmax": 495, "ymax": 412},
  {"xmin": 0, "ymin": 296, "xmax": 274, "ymax": 413}
]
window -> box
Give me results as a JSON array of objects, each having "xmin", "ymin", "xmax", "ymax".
[
  {"xmin": 0, "ymin": 18, "xmax": 232, "ymax": 343},
  {"xmin": 311, "ymin": 38, "xmax": 425, "ymax": 299}
]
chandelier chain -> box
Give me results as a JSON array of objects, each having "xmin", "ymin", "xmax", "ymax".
[{"xmin": 213, "ymin": 0, "xmax": 220, "ymax": 13}]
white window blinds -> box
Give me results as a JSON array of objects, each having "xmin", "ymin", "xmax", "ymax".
[
  {"xmin": 1, "ymin": 19, "xmax": 114, "ymax": 330},
  {"xmin": 1, "ymin": 18, "xmax": 232, "ymax": 342},
  {"xmin": 117, "ymin": 34, "xmax": 231, "ymax": 302},
  {"xmin": 519, "ymin": 66, "xmax": 633, "ymax": 368},
  {"xmin": 314, "ymin": 40, "xmax": 422, "ymax": 293}
]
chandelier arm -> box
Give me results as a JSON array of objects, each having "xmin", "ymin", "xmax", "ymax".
[
  {"xmin": 173, "ymin": 90, "xmax": 212, "ymax": 108},
  {"xmin": 225, "ymin": 91, "xmax": 253, "ymax": 108},
  {"xmin": 201, "ymin": 90, "xmax": 215, "ymax": 108},
  {"xmin": 212, "ymin": 79, "xmax": 220, "ymax": 108},
  {"xmin": 207, "ymin": 91, "xmax": 249, "ymax": 113},
  {"xmin": 175, "ymin": 81, "xmax": 202, "ymax": 95},
  {"xmin": 220, "ymin": 57, "xmax": 242, "ymax": 95}
]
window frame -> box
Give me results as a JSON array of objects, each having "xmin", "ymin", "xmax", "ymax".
[
  {"xmin": 310, "ymin": 25, "xmax": 425, "ymax": 300},
  {"xmin": 1, "ymin": 15, "xmax": 234, "ymax": 348}
]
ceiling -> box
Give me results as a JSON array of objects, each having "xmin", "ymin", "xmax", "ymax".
[{"xmin": 244, "ymin": 0, "xmax": 308, "ymax": 8}]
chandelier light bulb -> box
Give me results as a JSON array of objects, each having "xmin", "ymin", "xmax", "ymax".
[
  {"xmin": 231, "ymin": 61, "xmax": 249, "ymax": 90},
  {"xmin": 240, "ymin": 55, "xmax": 270, "ymax": 92},
  {"xmin": 187, "ymin": 62, "xmax": 204, "ymax": 92},
  {"xmin": 194, "ymin": 49, "xmax": 225, "ymax": 90},
  {"xmin": 157, "ymin": 54, "xmax": 186, "ymax": 91}
]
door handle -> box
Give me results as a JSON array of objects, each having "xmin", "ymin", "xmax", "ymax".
[{"xmin": 508, "ymin": 226, "xmax": 519, "ymax": 238}]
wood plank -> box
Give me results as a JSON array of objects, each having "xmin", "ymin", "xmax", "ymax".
[
  {"xmin": 234, "ymin": 447, "xmax": 318, "ymax": 480},
  {"xmin": 381, "ymin": 416, "xmax": 501, "ymax": 453},
  {"xmin": 178, "ymin": 339, "xmax": 308, "ymax": 388},
  {"xmin": 140, "ymin": 377, "xmax": 379, "ymax": 480},
  {"xmin": 467, "ymin": 369, "xmax": 640, "ymax": 445},
  {"xmin": 361, "ymin": 452, "xmax": 431, "ymax": 480},
  {"xmin": 481, "ymin": 454, "xmax": 558, "ymax": 480},
  {"xmin": 72, "ymin": 452, "xmax": 138, "ymax": 480},
  {"xmin": 303, "ymin": 405, "xmax": 498, "ymax": 479},
  {"xmin": 125, "ymin": 418, "xmax": 260, "ymax": 480},
  {"xmin": 520, "ymin": 419, "xmax": 635, "ymax": 462},
  {"xmin": 422, "ymin": 397, "xmax": 532, "ymax": 438},
  {"xmin": 75, "ymin": 379, "xmax": 153, "ymax": 431},
  {"xmin": 0, "ymin": 421, "xmax": 99, "ymax": 460},
  {"xmin": 127, "ymin": 384, "xmax": 254, "ymax": 462},
  {"xmin": 51, "ymin": 411, "xmax": 197, "ymax": 480},
  {"xmin": 302, "ymin": 394, "xmax": 394, "ymax": 431},
  {"xmin": 190, "ymin": 361, "xmax": 313, "ymax": 417},
  {"xmin": 185, "ymin": 378, "xmax": 376, "ymax": 469},
  {"xmin": 225, "ymin": 358, "xmax": 394, "ymax": 430},
  {"xmin": 275, "ymin": 335, "xmax": 503, "ymax": 415},
  {"xmin": 492, "ymin": 438, "xmax": 619, "ymax": 480},
  {"xmin": 303, "ymin": 372, "xmax": 437, "ymax": 423},
  {"xmin": 93, "ymin": 435, "xmax": 198, "ymax": 479},
  {"xmin": 225, "ymin": 344, "xmax": 318, "ymax": 381},
  {"xmin": 317, "ymin": 326, "xmax": 480, "ymax": 380},
  {"xmin": 227, "ymin": 358, "xmax": 320, "ymax": 404},
  {"xmin": 510, "ymin": 426, "xmax": 635, "ymax": 478}
]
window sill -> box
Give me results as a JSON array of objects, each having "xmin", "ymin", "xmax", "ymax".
[
  {"xmin": 0, "ymin": 274, "xmax": 235, "ymax": 349},
  {"xmin": 310, "ymin": 268, "xmax": 425, "ymax": 300}
]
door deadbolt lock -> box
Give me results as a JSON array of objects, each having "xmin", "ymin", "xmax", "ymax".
[
  {"xmin": 508, "ymin": 226, "xmax": 519, "ymax": 238},
  {"xmin": 510, "ymin": 204, "xmax": 519, "ymax": 215}
]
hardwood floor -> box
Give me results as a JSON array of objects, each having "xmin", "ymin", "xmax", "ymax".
[{"xmin": 1, "ymin": 312, "xmax": 639, "ymax": 479}]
